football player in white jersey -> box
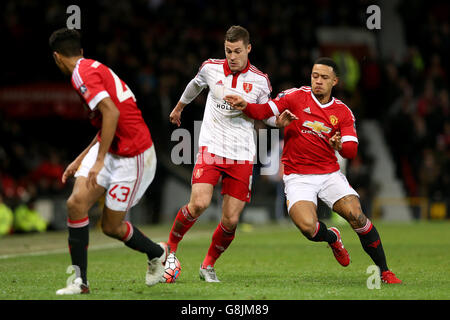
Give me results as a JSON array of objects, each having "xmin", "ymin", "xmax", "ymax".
[{"xmin": 166, "ymin": 26, "xmax": 293, "ymax": 282}]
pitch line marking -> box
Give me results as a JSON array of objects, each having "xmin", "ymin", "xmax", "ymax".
[{"xmin": 0, "ymin": 230, "xmax": 214, "ymax": 260}]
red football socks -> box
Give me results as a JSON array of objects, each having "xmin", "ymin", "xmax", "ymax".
[
  {"xmin": 167, "ymin": 205, "xmax": 197, "ymax": 253},
  {"xmin": 202, "ymin": 222, "xmax": 235, "ymax": 268}
]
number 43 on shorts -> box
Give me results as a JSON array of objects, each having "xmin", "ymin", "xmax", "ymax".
[{"xmin": 108, "ymin": 185, "xmax": 131, "ymax": 202}]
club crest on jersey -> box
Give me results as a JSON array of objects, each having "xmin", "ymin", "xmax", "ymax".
[
  {"xmin": 243, "ymin": 82, "xmax": 253, "ymax": 93},
  {"xmin": 194, "ymin": 168, "xmax": 203, "ymax": 179},
  {"xmin": 330, "ymin": 115, "xmax": 339, "ymax": 126},
  {"xmin": 303, "ymin": 120, "xmax": 331, "ymax": 134}
]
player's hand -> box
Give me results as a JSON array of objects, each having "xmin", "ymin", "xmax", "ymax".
[
  {"xmin": 87, "ymin": 160, "xmax": 103, "ymax": 189},
  {"xmin": 62, "ymin": 160, "xmax": 81, "ymax": 184},
  {"xmin": 329, "ymin": 131, "xmax": 342, "ymax": 151},
  {"xmin": 275, "ymin": 110, "xmax": 298, "ymax": 128},
  {"xmin": 224, "ymin": 95, "xmax": 247, "ymax": 110},
  {"xmin": 169, "ymin": 107, "xmax": 182, "ymax": 127}
]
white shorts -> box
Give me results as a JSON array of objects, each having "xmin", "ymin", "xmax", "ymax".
[
  {"xmin": 283, "ymin": 170, "xmax": 359, "ymax": 213},
  {"xmin": 75, "ymin": 142, "xmax": 157, "ymax": 212}
]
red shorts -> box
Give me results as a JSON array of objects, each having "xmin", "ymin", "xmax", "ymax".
[{"xmin": 191, "ymin": 147, "xmax": 253, "ymax": 202}]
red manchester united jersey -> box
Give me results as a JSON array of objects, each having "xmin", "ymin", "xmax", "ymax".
[
  {"xmin": 71, "ymin": 58, "xmax": 152, "ymax": 157},
  {"xmin": 270, "ymin": 86, "xmax": 358, "ymax": 174}
]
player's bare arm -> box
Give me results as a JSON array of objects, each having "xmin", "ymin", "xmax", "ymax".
[
  {"xmin": 87, "ymin": 97, "xmax": 119, "ymax": 189},
  {"xmin": 169, "ymin": 101, "xmax": 187, "ymax": 127}
]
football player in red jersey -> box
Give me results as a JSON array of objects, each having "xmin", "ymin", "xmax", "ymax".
[
  {"xmin": 225, "ymin": 58, "xmax": 401, "ymax": 284},
  {"xmin": 49, "ymin": 28, "xmax": 168, "ymax": 294}
]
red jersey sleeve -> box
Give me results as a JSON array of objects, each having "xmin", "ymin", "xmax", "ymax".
[
  {"xmin": 270, "ymin": 90, "xmax": 293, "ymax": 114},
  {"xmin": 74, "ymin": 64, "xmax": 110, "ymax": 110},
  {"xmin": 339, "ymin": 141, "xmax": 358, "ymax": 159},
  {"xmin": 242, "ymin": 89, "xmax": 294, "ymax": 119},
  {"xmin": 243, "ymin": 102, "xmax": 276, "ymax": 120},
  {"xmin": 339, "ymin": 107, "xmax": 358, "ymax": 144}
]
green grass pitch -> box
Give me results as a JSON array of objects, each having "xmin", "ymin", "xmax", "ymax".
[{"xmin": 0, "ymin": 220, "xmax": 449, "ymax": 300}]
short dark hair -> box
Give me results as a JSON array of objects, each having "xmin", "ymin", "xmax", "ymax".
[
  {"xmin": 49, "ymin": 28, "xmax": 82, "ymax": 57},
  {"xmin": 225, "ymin": 25, "xmax": 250, "ymax": 46},
  {"xmin": 314, "ymin": 57, "xmax": 339, "ymax": 77}
]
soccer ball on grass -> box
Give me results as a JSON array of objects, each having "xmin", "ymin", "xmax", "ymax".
[{"xmin": 162, "ymin": 253, "xmax": 181, "ymax": 283}]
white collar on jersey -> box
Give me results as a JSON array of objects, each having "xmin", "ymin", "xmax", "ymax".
[
  {"xmin": 310, "ymin": 90, "xmax": 335, "ymax": 108},
  {"xmin": 75, "ymin": 57, "xmax": 85, "ymax": 67}
]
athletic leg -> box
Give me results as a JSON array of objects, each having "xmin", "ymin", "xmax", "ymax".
[
  {"xmin": 201, "ymin": 194, "xmax": 245, "ymax": 269},
  {"xmin": 167, "ymin": 183, "xmax": 214, "ymax": 253},
  {"xmin": 289, "ymin": 200, "xmax": 337, "ymax": 243},
  {"xmin": 333, "ymin": 195, "xmax": 401, "ymax": 283},
  {"xmin": 333, "ymin": 195, "xmax": 388, "ymax": 270},
  {"xmin": 56, "ymin": 176, "xmax": 105, "ymax": 295},
  {"xmin": 289, "ymin": 200, "xmax": 350, "ymax": 266},
  {"xmin": 101, "ymin": 207, "xmax": 164, "ymax": 260},
  {"xmin": 66, "ymin": 177, "xmax": 105, "ymax": 284},
  {"xmin": 198, "ymin": 194, "xmax": 245, "ymax": 283},
  {"xmin": 101, "ymin": 206, "xmax": 168, "ymax": 286}
]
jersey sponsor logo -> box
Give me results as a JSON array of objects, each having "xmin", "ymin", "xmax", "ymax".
[
  {"xmin": 302, "ymin": 120, "xmax": 331, "ymax": 134},
  {"xmin": 216, "ymin": 103, "xmax": 232, "ymax": 110},
  {"xmin": 329, "ymin": 115, "xmax": 339, "ymax": 126},
  {"xmin": 243, "ymin": 82, "xmax": 253, "ymax": 93}
]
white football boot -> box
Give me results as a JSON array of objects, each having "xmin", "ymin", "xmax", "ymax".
[
  {"xmin": 199, "ymin": 265, "xmax": 220, "ymax": 282},
  {"xmin": 56, "ymin": 277, "xmax": 89, "ymax": 295},
  {"xmin": 146, "ymin": 242, "xmax": 169, "ymax": 286}
]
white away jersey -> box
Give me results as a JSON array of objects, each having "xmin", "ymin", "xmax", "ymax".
[{"xmin": 188, "ymin": 59, "xmax": 271, "ymax": 161}]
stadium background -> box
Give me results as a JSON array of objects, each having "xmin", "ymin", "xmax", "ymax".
[{"xmin": 0, "ymin": 0, "xmax": 448, "ymax": 235}]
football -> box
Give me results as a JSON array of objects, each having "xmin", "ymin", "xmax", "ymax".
[{"xmin": 162, "ymin": 253, "xmax": 181, "ymax": 283}]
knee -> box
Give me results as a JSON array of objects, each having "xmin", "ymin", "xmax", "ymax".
[
  {"xmin": 66, "ymin": 194, "xmax": 85, "ymax": 216},
  {"xmin": 101, "ymin": 221, "xmax": 121, "ymax": 239},
  {"xmin": 292, "ymin": 216, "xmax": 317, "ymax": 239},
  {"xmin": 221, "ymin": 215, "xmax": 239, "ymax": 231},
  {"xmin": 302, "ymin": 222, "xmax": 318, "ymax": 239},
  {"xmin": 346, "ymin": 210, "xmax": 367, "ymax": 229},
  {"xmin": 188, "ymin": 198, "xmax": 210, "ymax": 217},
  {"xmin": 333, "ymin": 196, "xmax": 365, "ymax": 228}
]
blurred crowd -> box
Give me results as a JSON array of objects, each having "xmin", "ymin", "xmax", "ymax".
[
  {"xmin": 0, "ymin": 0, "xmax": 448, "ymax": 234},
  {"xmin": 383, "ymin": 1, "xmax": 449, "ymax": 217}
]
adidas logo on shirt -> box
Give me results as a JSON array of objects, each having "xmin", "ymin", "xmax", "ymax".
[{"xmin": 303, "ymin": 107, "xmax": 311, "ymax": 114}]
